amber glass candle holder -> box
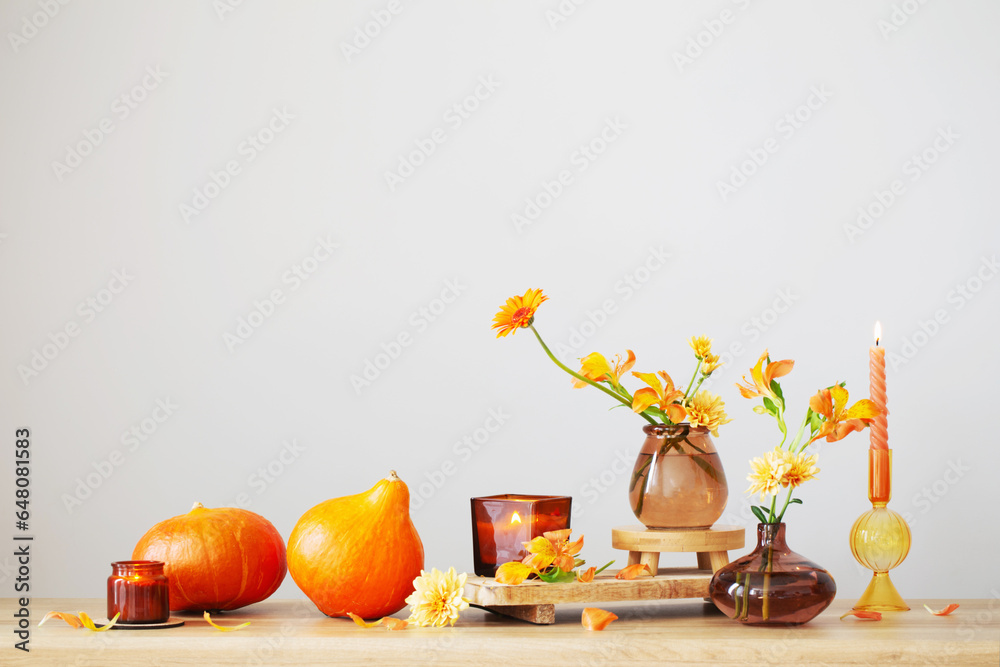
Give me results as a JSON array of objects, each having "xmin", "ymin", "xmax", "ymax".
[
  {"xmin": 849, "ymin": 449, "xmax": 911, "ymax": 611},
  {"xmin": 471, "ymin": 495, "xmax": 571, "ymax": 577},
  {"xmin": 107, "ymin": 560, "xmax": 170, "ymax": 624}
]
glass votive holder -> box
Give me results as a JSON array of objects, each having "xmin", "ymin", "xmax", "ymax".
[
  {"xmin": 471, "ymin": 494, "xmax": 572, "ymax": 577},
  {"xmin": 107, "ymin": 560, "xmax": 170, "ymax": 624}
]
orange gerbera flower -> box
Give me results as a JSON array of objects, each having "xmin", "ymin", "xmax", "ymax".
[
  {"xmin": 631, "ymin": 371, "xmax": 687, "ymax": 423},
  {"xmin": 808, "ymin": 385, "xmax": 881, "ymax": 443},
  {"xmin": 491, "ymin": 289, "xmax": 548, "ymax": 338},
  {"xmin": 572, "ymin": 350, "xmax": 636, "ymax": 389},
  {"xmin": 736, "ymin": 350, "xmax": 794, "ymax": 402}
]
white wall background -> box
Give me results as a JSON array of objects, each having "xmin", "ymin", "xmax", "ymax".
[{"xmin": 1, "ymin": 0, "xmax": 998, "ymax": 603}]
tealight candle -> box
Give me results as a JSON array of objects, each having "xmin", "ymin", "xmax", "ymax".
[
  {"xmin": 471, "ymin": 495, "xmax": 571, "ymax": 577},
  {"xmin": 107, "ymin": 560, "xmax": 170, "ymax": 624}
]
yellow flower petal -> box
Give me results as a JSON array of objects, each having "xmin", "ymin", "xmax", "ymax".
[
  {"xmin": 495, "ymin": 561, "xmax": 532, "ymax": 585},
  {"xmin": 79, "ymin": 612, "xmax": 119, "ymax": 632},
  {"xmin": 348, "ymin": 612, "xmax": 381, "ymax": 628},
  {"xmin": 204, "ymin": 611, "xmax": 250, "ymax": 632},
  {"xmin": 380, "ymin": 617, "xmax": 409, "ymax": 630}
]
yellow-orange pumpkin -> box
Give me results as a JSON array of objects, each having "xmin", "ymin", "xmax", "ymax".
[
  {"xmin": 287, "ymin": 470, "xmax": 424, "ymax": 618},
  {"xmin": 132, "ymin": 502, "xmax": 286, "ymax": 611}
]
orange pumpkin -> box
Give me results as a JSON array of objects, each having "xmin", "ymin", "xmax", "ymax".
[
  {"xmin": 132, "ymin": 502, "xmax": 286, "ymax": 611},
  {"xmin": 287, "ymin": 470, "xmax": 424, "ymax": 618}
]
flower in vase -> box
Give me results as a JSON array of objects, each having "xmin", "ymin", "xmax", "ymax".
[
  {"xmin": 780, "ymin": 450, "xmax": 820, "ymax": 488},
  {"xmin": 491, "ymin": 288, "xmax": 548, "ymax": 338},
  {"xmin": 572, "ymin": 350, "xmax": 636, "ymax": 389},
  {"xmin": 746, "ymin": 449, "xmax": 790, "ymax": 502},
  {"xmin": 631, "ymin": 371, "xmax": 687, "ymax": 423},
  {"xmin": 808, "ymin": 385, "xmax": 881, "ymax": 443},
  {"xmin": 685, "ymin": 390, "xmax": 732, "ymax": 437},
  {"xmin": 700, "ymin": 352, "xmax": 723, "ymax": 375},
  {"xmin": 688, "ymin": 335, "xmax": 714, "ymax": 359},
  {"xmin": 736, "ymin": 350, "xmax": 794, "ymax": 402},
  {"xmin": 405, "ymin": 567, "xmax": 470, "ymax": 628}
]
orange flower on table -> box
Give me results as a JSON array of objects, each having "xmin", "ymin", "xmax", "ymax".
[
  {"xmin": 746, "ymin": 448, "xmax": 791, "ymax": 502},
  {"xmin": 631, "ymin": 371, "xmax": 687, "ymax": 423},
  {"xmin": 808, "ymin": 385, "xmax": 881, "ymax": 443},
  {"xmin": 735, "ymin": 350, "xmax": 794, "ymax": 402},
  {"xmin": 572, "ymin": 350, "xmax": 636, "ymax": 389},
  {"xmin": 491, "ymin": 288, "xmax": 548, "ymax": 338},
  {"xmin": 685, "ymin": 390, "xmax": 731, "ymax": 437},
  {"xmin": 522, "ymin": 529, "xmax": 583, "ymax": 572}
]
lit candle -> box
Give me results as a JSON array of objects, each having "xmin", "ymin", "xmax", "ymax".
[
  {"xmin": 471, "ymin": 495, "xmax": 571, "ymax": 577},
  {"xmin": 869, "ymin": 322, "xmax": 888, "ymax": 451}
]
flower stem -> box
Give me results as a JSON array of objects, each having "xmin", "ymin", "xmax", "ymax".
[
  {"xmin": 787, "ymin": 410, "xmax": 812, "ymax": 453},
  {"xmin": 683, "ymin": 360, "xmax": 701, "ymax": 400},
  {"xmin": 529, "ymin": 324, "xmax": 656, "ymax": 425},
  {"xmin": 775, "ymin": 486, "xmax": 796, "ymax": 523}
]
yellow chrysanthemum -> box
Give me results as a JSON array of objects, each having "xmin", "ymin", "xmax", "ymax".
[
  {"xmin": 746, "ymin": 448, "xmax": 790, "ymax": 502},
  {"xmin": 685, "ymin": 390, "xmax": 731, "ymax": 437},
  {"xmin": 688, "ymin": 335, "xmax": 713, "ymax": 359},
  {"xmin": 700, "ymin": 352, "xmax": 722, "ymax": 375},
  {"xmin": 491, "ymin": 289, "xmax": 548, "ymax": 338},
  {"xmin": 779, "ymin": 450, "xmax": 820, "ymax": 488},
  {"xmin": 405, "ymin": 567, "xmax": 470, "ymax": 628}
]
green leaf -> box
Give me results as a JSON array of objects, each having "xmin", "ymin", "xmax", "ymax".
[
  {"xmin": 788, "ymin": 498, "xmax": 803, "ymax": 505},
  {"xmin": 537, "ymin": 567, "xmax": 577, "ymax": 584},
  {"xmin": 762, "ymin": 397, "xmax": 778, "ymax": 416},
  {"xmin": 771, "ymin": 380, "xmax": 785, "ymax": 408},
  {"xmin": 751, "ymin": 505, "xmax": 768, "ymax": 524}
]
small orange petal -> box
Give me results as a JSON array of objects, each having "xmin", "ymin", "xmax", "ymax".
[
  {"xmin": 380, "ymin": 617, "xmax": 409, "ymax": 630},
  {"xmin": 581, "ymin": 608, "xmax": 618, "ymax": 631},
  {"xmin": 664, "ymin": 404, "xmax": 687, "ymax": 424},
  {"xmin": 840, "ymin": 610, "xmax": 883, "ymax": 621},
  {"xmin": 924, "ymin": 603, "xmax": 960, "ymax": 616},
  {"xmin": 577, "ymin": 567, "xmax": 596, "ymax": 583},
  {"xmin": 615, "ymin": 563, "xmax": 652, "ymax": 580},
  {"xmin": 495, "ymin": 561, "xmax": 532, "ymax": 585},
  {"xmin": 204, "ymin": 611, "xmax": 250, "ymax": 632},
  {"xmin": 39, "ymin": 611, "xmax": 83, "ymax": 628},
  {"xmin": 347, "ymin": 612, "xmax": 381, "ymax": 628},
  {"xmin": 631, "ymin": 387, "xmax": 660, "ymax": 414},
  {"xmin": 542, "ymin": 529, "xmax": 572, "ymax": 543}
]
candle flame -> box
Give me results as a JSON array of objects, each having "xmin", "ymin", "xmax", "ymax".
[
  {"xmin": 874, "ymin": 321, "xmax": 882, "ymax": 346},
  {"xmin": 510, "ymin": 512, "xmax": 522, "ymax": 525}
]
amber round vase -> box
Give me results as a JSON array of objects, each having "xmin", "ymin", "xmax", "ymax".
[
  {"xmin": 709, "ymin": 523, "xmax": 836, "ymax": 625},
  {"xmin": 628, "ymin": 423, "xmax": 728, "ymax": 529}
]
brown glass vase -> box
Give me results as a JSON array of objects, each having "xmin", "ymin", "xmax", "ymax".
[
  {"xmin": 628, "ymin": 423, "xmax": 728, "ymax": 529},
  {"xmin": 709, "ymin": 523, "xmax": 836, "ymax": 625}
]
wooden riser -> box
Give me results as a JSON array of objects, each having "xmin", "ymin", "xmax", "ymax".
[{"xmin": 464, "ymin": 568, "xmax": 716, "ymax": 624}]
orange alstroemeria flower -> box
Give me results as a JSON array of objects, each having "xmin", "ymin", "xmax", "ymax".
[
  {"xmin": 631, "ymin": 371, "xmax": 687, "ymax": 423},
  {"xmin": 572, "ymin": 350, "xmax": 636, "ymax": 389},
  {"xmin": 736, "ymin": 350, "xmax": 794, "ymax": 402},
  {"xmin": 521, "ymin": 529, "xmax": 583, "ymax": 572},
  {"xmin": 491, "ymin": 289, "xmax": 548, "ymax": 338},
  {"xmin": 808, "ymin": 385, "xmax": 881, "ymax": 443}
]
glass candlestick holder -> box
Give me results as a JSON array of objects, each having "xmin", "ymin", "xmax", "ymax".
[{"xmin": 848, "ymin": 449, "xmax": 910, "ymax": 611}]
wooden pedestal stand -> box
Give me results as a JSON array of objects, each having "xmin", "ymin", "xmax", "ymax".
[{"xmin": 463, "ymin": 524, "xmax": 744, "ymax": 624}]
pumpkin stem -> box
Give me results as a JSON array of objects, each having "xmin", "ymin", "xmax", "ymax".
[
  {"xmin": 191, "ymin": 501, "xmax": 206, "ymax": 511},
  {"xmin": 387, "ymin": 470, "xmax": 400, "ymax": 482}
]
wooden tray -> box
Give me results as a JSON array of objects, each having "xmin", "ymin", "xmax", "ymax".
[{"xmin": 465, "ymin": 524, "xmax": 745, "ymax": 624}]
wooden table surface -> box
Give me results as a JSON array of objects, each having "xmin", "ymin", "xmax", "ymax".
[{"xmin": 4, "ymin": 597, "xmax": 998, "ymax": 666}]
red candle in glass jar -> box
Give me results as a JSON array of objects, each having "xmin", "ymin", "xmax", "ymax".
[
  {"xmin": 107, "ymin": 560, "xmax": 170, "ymax": 624},
  {"xmin": 471, "ymin": 495, "xmax": 571, "ymax": 577}
]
